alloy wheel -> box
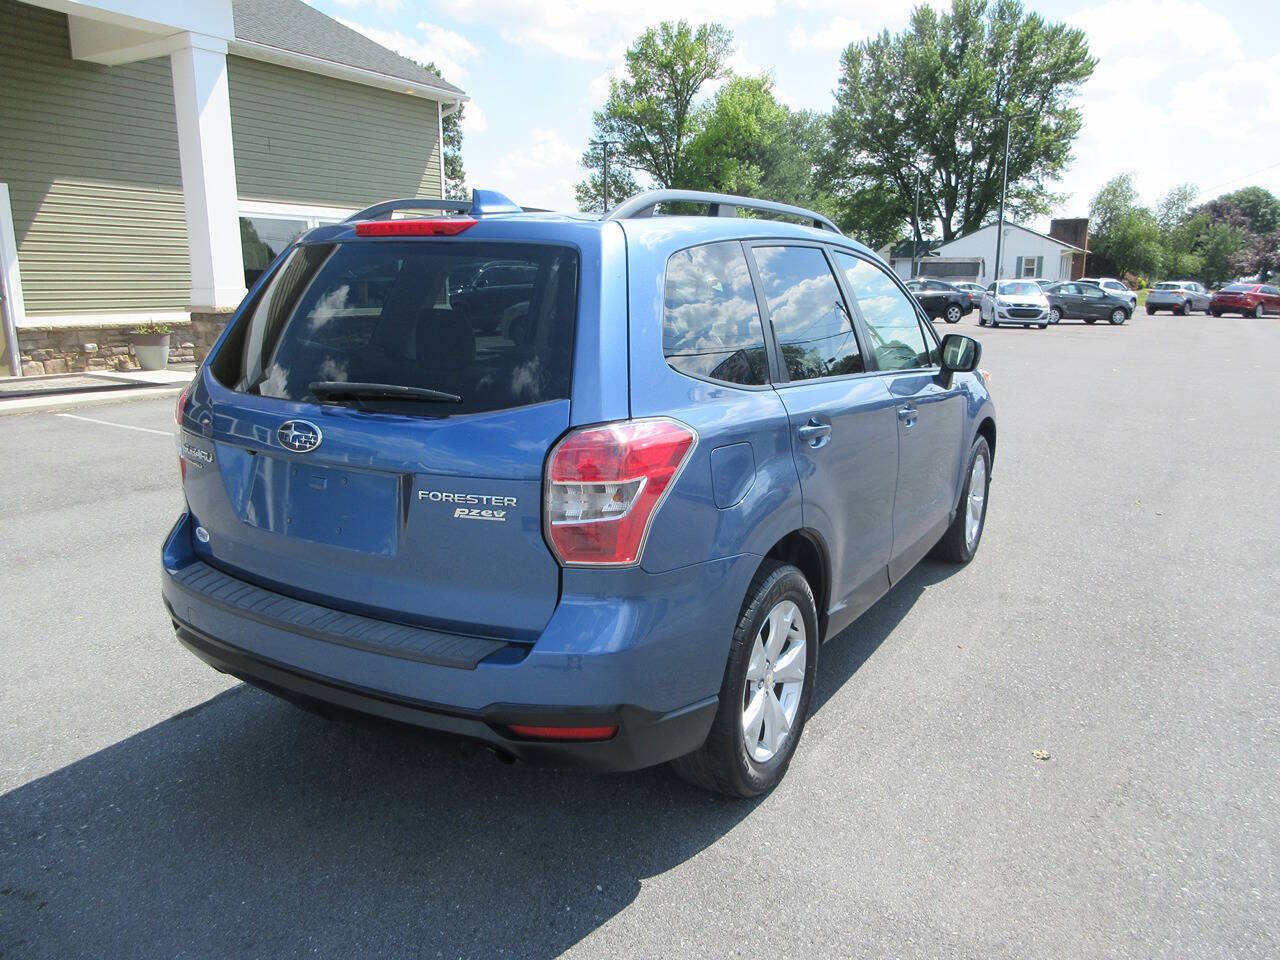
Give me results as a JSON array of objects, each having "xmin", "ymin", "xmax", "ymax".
[
  {"xmin": 965, "ymin": 455, "xmax": 987, "ymax": 550},
  {"xmin": 742, "ymin": 600, "xmax": 807, "ymax": 763}
]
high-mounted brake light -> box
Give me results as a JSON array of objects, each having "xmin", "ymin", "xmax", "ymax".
[
  {"xmin": 355, "ymin": 217, "xmax": 477, "ymax": 237},
  {"xmin": 545, "ymin": 418, "xmax": 696, "ymax": 566},
  {"xmin": 507, "ymin": 724, "xmax": 618, "ymax": 742}
]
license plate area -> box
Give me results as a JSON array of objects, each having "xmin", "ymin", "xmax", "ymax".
[{"xmin": 243, "ymin": 455, "xmax": 400, "ymax": 555}]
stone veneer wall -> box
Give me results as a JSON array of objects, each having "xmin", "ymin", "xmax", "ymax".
[{"xmin": 16, "ymin": 310, "xmax": 234, "ymax": 375}]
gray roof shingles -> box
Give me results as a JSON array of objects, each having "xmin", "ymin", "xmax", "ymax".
[{"xmin": 231, "ymin": 0, "xmax": 464, "ymax": 97}]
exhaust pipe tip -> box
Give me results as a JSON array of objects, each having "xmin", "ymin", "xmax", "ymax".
[{"xmin": 488, "ymin": 745, "xmax": 517, "ymax": 765}]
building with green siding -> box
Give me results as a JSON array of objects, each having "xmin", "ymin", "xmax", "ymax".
[{"xmin": 0, "ymin": 0, "xmax": 466, "ymax": 376}]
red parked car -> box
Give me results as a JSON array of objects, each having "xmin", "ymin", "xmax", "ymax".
[{"xmin": 1210, "ymin": 283, "xmax": 1280, "ymax": 317}]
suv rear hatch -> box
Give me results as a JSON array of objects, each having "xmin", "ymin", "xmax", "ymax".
[{"xmin": 182, "ymin": 234, "xmax": 579, "ymax": 639}]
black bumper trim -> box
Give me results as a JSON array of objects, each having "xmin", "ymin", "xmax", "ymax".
[
  {"xmin": 170, "ymin": 614, "xmax": 718, "ymax": 772},
  {"xmin": 169, "ymin": 560, "xmax": 507, "ymax": 670}
]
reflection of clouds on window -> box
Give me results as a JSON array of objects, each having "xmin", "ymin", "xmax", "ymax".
[
  {"xmin": 662, "ymin": 242, "xmax": 768, "ymax": 386},
  {"xmin": 308, "ymin": 284, "xmax": 350, "ymax": 332},
  {"xmin": 755, "ymin": 246, "xmax": 862, "ymax": 382},
  {"xmin": 834, "ymin": 252, "xmax": 929, "ymax": 371},
  {"xmin": 316, "ymin": 357, "xmax": 348, "ymax": 382},
  {"xmin": 258, "ymin": 363, "xmax": 290, "ymax": 398},
  {"xmin": 510, "ymin": 356, "xmax": 542, "ymax": 399}
]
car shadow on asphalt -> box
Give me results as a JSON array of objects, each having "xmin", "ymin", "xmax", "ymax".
[{"xmin": 0, "ymin": 560, "xmax": 956, "ymax": 960}]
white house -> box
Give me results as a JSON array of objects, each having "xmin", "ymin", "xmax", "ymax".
[{"xmin": 886, "ymin": 220, "xmax": 1088, "ymax": 286}]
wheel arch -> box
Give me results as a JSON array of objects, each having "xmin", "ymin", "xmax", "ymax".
[
  {"xmin": 976, "ymin": 416, "xmax": 997, "ymax": 467},
  {"xmin": 761, "ymin": 529, "xmax": 831, "ymax": 641}
]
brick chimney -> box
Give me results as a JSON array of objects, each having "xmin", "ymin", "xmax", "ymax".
[{"xmin": 1050, "ymin": 217, "xmax": 1089, "ymax": 279}]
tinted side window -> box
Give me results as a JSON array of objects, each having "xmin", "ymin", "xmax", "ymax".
[
  {"xmin": 833, "ymin": 252, "xmax": 933, "ymax": 372},
  {"xmin": 662, "ymin": 241, "xmax": 768, "ymax": 386},
  {"xmin": 752, "ymin": 245, "xmax": 863, "ymax": 381}
]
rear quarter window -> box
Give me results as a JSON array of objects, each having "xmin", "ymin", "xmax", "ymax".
[
  {"xmin": 662, "ymin": 241, "xmax": 769, "ymax": 386},
  {"xmin": 211, "ymin": 240, "xmax": 578, "ymax": 417}
]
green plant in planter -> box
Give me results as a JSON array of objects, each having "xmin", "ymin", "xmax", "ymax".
[{"xmin": 131, "ymin": 322, "xmax": 172, "ymax": 336}]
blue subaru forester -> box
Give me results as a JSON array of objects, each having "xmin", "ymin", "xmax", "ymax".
[{"xmin": 163, "ymin": 189, "xmax": 996, "ymax": 797}]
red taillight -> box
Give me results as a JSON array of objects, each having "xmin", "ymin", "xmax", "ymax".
[
  {"xmin": 355, "ymin": 217, "xmax": 477, "ymax": 237},
  {"xmin": 507, "ymin": 724, "xmax": 618, "ymax": 742},
  {"xmin": 545, "ymin": 418, "xmax": 696, "ymax": 566}
]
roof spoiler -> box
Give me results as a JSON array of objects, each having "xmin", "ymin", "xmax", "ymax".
[{"xmin": 346, "ymin": 188, "xmax": 522, "ymax": 222}]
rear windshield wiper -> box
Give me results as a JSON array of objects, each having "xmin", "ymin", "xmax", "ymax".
[{"xmin": 308, "ymin": 381, "xmax": 462, "ymax": 404}]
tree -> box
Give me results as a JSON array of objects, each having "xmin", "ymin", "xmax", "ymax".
[
  {"xmin": 1193, "ymin": 187, "xmax": 1280, "ymax": 283},
  {"xmin": 1155, "ymin": 183, "xmax": 1205, "ymax": 279},
  {"xmin": 826, "ymin": 0, "xmax": 1095, "ymax": 243},
  {"xmin": 685, "ymin": 75, "xmax": 824, "ymax": 207},
  {"xmin": 420, "ymin": 61, "xmax": 467, "ymax": 199},
  {"xmin": 1087, "ymin": 174, "xmax": 1162, "ymax": 280},
  {"xmin": 575, "ymin": 21, "xmax": 733, "ymax": 204}
]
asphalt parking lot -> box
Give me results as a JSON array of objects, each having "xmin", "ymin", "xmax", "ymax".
[{"xmin": 2, "ymin": 314, "xmax": 1277, "ymax": 959}]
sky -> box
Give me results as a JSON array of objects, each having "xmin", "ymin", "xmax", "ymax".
[{"xmin": 313, "ymin": 0, "xmax": 1280, "ymax": 233}]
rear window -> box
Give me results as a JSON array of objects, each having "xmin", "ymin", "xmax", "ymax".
[
  {"xmin": 1222, "ymin": 284, "xmax": 1256, "ymax": 292},
  {"xmin": 212, "ymin": 241, "xmax": 578, "ymax": 417},
  {"xmin": 1154, "ymin": 282, "xmax": 1181, "ymax": 290}
]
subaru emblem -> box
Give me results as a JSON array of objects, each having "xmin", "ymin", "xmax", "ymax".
[{"xmin": 278, "ymin": 419, "xmax": 323, "ymax": 453}]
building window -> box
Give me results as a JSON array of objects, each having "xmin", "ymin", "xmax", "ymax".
[
  {"xmin": 238, "ymin": 203, "xmax": 353, "ymax": 287},
  {"xmin": 1016, "ymin": 255, "xmax": 1044, "ymax": 278}
]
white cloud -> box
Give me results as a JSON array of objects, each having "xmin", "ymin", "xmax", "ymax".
[
  {"xmin": 476, "ymin": 128, "xmax": 581, "ymax": 211},
  {"xmin": 435, "ymin": 0, "xmax": 778, "ymax": 61},
  {"xmin": 460, "ymin": 100, "xmax": 488, "ymax": 134},
  {"xmin": 587, "ymin": 64, "xmax": 627, "ymax": 105},
  {"xmin": 333, "ymin": 17, "xmax": 479, "ymax": 84},
  {"xmin": 330, "ymin": 0, "xmax": 403, "ymax": 11},
  {"xmin": 789, "ymin": 16, "xmax": 863, "ymax": 51}
]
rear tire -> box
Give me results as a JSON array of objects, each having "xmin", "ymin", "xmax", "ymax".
[
  {"xmin": 931, "ymin": 436, "xmax": 992, "ymax": 564},
  {"xmin": 945, "ymin": 304, "xmax": 962, "ymax": 323},
  {"xmin": 1254, "ymin": 303, "xmax": 1265, "ymax": 318},
  {"xmin": 1146, "ymin": 305, "xmax": 1156, "ymax": 315},
  {"xmin": 1038, "ymin": 323, "xmax": 1048, "ymax": 329},
  {"xmin": 1176, "ymin": 301, "xmax": 1188, "ymax": 315},
  {"xmin": 670, "ymin": 561, "xmax": 819, "ymax": 798},
  {"xmin": 1212, "ymin": 310, "xmax": 1222, "ymax": 317}
]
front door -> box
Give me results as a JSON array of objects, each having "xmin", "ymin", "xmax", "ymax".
[
  {"xmin": 749, "ymin": 243, "xmax": 898, "ymax": 619},
  {"xmin": 831, "ymin": 250, "xmax": 967, "ymax": 582}
]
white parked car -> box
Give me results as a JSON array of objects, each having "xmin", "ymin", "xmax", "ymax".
[
  {"xmin": 1080, "ymin": 276, "xmax": 1137, "ymax": 310},
  {"xmin": 979, "ymin": 279, "xmax": 1051, "ymax": 329}
]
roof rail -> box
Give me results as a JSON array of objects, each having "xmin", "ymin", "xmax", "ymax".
[
  {"xmin": 346, "ymin": 188, "xmax": 521, "ymax": 222},
  {"xmin": 605, "ymin": 189, "xmax": 842, "ymax": 234}
]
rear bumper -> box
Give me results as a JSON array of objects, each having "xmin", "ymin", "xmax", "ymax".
[{"xmin": 161, "ymin": 513, "xmax": 751, "ymax": 771}]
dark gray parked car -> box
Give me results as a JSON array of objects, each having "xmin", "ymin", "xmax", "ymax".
[{"xmin": 1043, "ymin": 281, "xmax": 1132, "ymax": 325}]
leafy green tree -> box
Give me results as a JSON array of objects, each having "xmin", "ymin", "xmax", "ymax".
[
  {"xmin": 1088, "ymin": 174, "xmax": 1162, "ymax": 279},
  {"xmin": 1155, "ymin": 184, "xmax": 1205, "ymax": 279},
  {"xmin": 826, "ymin": 0, "xmax": 1094, "ymax": 243},
  {"xmin": 685, "ymin": 76, "xmax": 824, "ymax": 208},
  {"xmin": 1219, "ymin": 186, "xmax": 1280, "ymax": 235},
  {"xmin": 1193, "ymin": 187, "xmax": 1280, "ymax": 283},
  {"xmin": 421, "ymin": 61, "xmax": 467, "ymax": 199},
  {"xmin": 576, "ymin": 21, "xmax": 733, "ymax": 203}
]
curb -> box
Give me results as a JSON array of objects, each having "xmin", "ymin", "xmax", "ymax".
[{"xmin": 0, "ymin": 384, "xmax": 185, "ymax": 418}]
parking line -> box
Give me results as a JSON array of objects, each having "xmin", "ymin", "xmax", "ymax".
[{"xmin": 54, "ymin": 413, "xmax": 173, "ymax": 437}]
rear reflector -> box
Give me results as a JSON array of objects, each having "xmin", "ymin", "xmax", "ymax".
[
  {"xmin": 355, "ymin": 217, "xmax": 477, "ymax": 237},
  {"xmin": 507, "ymin": 724, "xmax": 618, "ymax": 742},
  {"xmin": 176, "ymin": 384, "xmax": 191, "ymax": 482},
  {"xmin": 545, "ymin": 418, "xmax": 697, "ymax": 566}
]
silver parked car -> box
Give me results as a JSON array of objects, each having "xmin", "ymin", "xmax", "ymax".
[
  {"xmin": 1145, "ymin": 280, "xmax": 1211, "ymax": 315},
  {"xmin": 978, "ymin": 279, "xmax": 1050, "ymax": 329}
]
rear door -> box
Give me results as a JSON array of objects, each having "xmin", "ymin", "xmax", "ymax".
[
  {"xmin": 830, "ymin": 250, "xmax": 966, "ymax": 582},
  {"xmin": 748, "ymin": 243, "xmax": 897, "ymax": 616},
  {"xmin": 1078, "ymin": 284, "xmax": 1109, "ymax": 318},
  {"xmin": 182, "ymin": 237, "xmax": 581, "ymax": 638}
]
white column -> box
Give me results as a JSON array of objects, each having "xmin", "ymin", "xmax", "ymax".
[{"xmin": 169, "ymin": 34, "xmax": 245, "ymax": 311}]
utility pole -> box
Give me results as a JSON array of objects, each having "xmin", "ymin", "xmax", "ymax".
[
  {"xmin": 590, "ymin": 139, "xmax": 621, "ymax": 212},
  {"xmin": 993, "ymin": 113, "xmax": 1033, "ymax": 285},
  {"xmin": 912, "ymin": 170, "xmax": 922, "ymax": 278}
]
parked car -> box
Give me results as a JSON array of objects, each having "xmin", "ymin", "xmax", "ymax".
[
  {"xmin": 1145, "ymin": 281, "xmax": 1211, "ymax": 315},
  {"xmin": 951, "ymin": 281, "xmax": 987, "ymax": 311},
  {"xmin": 1210, "ymin": 282, "xmax": 1280, "ymax": 317},
  {"xmin": 1043, "ymin": 281, "xmax": 1132, "ymax": 325},
  {"xmin": 905, "ymin": 278, "xmax": 974, "ymax": 323},
  {"xmin": 978, "ymin": 279, "xmax": 1050, "ymax": 328},
  {"xmin": 163, "ymin": 188, "xmax": 996, "ymax": 798},
  {"xmin": 1079, "ymin": 276, "xmax": 1138, "ymax": 310}
]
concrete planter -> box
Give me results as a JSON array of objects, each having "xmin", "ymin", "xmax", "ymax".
[{"xmin": 132, "ymin": 333, "xmax": 171, "ymax": 371}]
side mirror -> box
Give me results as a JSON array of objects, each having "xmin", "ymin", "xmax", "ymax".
[{"xmin": 940, "ymin": 333, "xmax": 981, "ymax": 373}]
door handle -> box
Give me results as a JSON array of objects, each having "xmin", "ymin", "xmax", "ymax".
[
  {"xmin": 797, "ymin": 418, "xmax": 832, "ymax": 447},
  {"xmin": 897, "ymin": 404, "xmax": 918, "ymax": 425}
]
